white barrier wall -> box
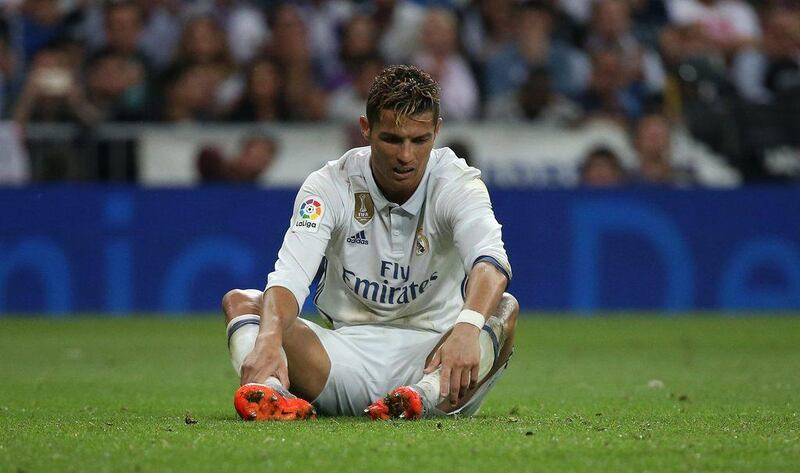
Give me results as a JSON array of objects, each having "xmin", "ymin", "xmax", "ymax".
[
  {"xmin": 139, "ymin": 122, "xmax": 740, "ymax": 187},
  {"xmin": 0, "ymin": 123, "xmax": 29, "ymax": 184},
  {"xmin": 140, "ymin": 125, "xmax": 348, "ymax": 187}
]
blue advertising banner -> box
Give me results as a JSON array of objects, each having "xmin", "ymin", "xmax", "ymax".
[{"xmin": 1, "ymin": 186, "xmax": 799, "ymax": 315}]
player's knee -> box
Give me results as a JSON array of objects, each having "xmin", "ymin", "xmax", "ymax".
[
  {"xmin": 501, "ymin": 292, "xmax": 519, "ymax": 333},
  {"xmin": 503, "ymin": 291, "xmax": 519, "ymax": 309},
  {"xmin": 221, "ymin": 289, "xmax": 262, "ymax": 321}
]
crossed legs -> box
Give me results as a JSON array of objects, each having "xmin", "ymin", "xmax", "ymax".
[{"xmin": 222, "ymin": 288, "xmax": 518, "ymax": 417}]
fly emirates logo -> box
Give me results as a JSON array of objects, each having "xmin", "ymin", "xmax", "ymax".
[{"xmin": 341, "ymin": 260, "xmax": 438, "ymax": 305}]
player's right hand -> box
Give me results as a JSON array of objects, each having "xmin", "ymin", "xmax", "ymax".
[{"xmin": 239, "ymin": 337, "xmax": 289, "ymax": 388}]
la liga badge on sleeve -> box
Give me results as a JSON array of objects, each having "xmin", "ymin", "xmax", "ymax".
[{"xmin": 294, "ymin": 196, "xmax": 325, "ymax": 233}]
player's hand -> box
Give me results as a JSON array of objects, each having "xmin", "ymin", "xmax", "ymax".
[
  {"xmin": 239, "ymin": 335, "xmax": 289, "ymax": 388},
  {"xmin": 424, "ymin": 323, "xmax": 481, "ymax": 406}
]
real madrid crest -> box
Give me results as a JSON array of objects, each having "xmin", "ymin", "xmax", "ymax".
[
  {"xmin": 415, "ymin": 230, "xmax": 429, "ymax": 256},
  {"xmin": 354, "ymin": 192, "xmax": 374, "ymax": 225}
]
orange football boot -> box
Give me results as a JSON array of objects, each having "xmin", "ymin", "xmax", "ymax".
[
  {"xmin": 365, "ymin": 386, "xmax": 424, "ymax": 420},
  {"xmin": 234, "ymin": 383, "xmax": 316, "ymax": 421}
]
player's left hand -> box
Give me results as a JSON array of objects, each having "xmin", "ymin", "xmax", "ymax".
[{"xmin": 424, "ymin": 323, "xmax": 481, "ymax": 406}]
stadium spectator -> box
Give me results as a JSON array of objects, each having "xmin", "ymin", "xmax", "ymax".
[
  {"xmin": 576, "ymin": 48, "xmax": 652, "ymax": 124},
  {"xmin": 172, "ymin": 15, "xmax": 241, "ymax": 118},
  {"xmin": 665, "ymin": 0, "xmax": 760, "ymax": 57},
  {"xmin": 13, "ymin": 0, "xmax": 68, "ymax": 63},
  {"xmin": 264, "ymin": 4, "xmax": 313, "ymax": 69},
  {"xmin": 196, "ymin": 134, "xmax": 277, "ymax": 183},
  {"xmin": 327, "ymin": 56, "xmax": 384, "ymax": 123},
  {"xmin": 10, "ymin": 42, "xmax": 91, "ymax": 181},
  {"xmin": 461, "ymin": 0, "xmax": 516, "ymax": 66},
  {"xmin": 58, "ymin": 35, "xmax": 87, "ymax": 70},
  {"xmin": 229, "ymin": 57, "xmax": 287, "ymax": 122},
  {"xmin": 557, "ymin": 0, "xmax": 593, "ymax": 27},
  {"xmin": 76, "ymin": 48, "xmax": 145, "ymax": 181},
  {"xmin": 658, "ymin": 0, "xmax": 759, "ymax": 123},
  {"xmin": 263, "ymin": 3, "xmax": 327, "ymax": 121},
  {"xmin": 631, "ymin": 113, "xmax": 694, "ymax": 185},
  {"xmin": 174, "ymin": 15, "xmax": 234, "ymax": 68},
  {"xmin": 372, "ymin": 0, "xmax": 427, "ymax": 63},
  {"xmin": 483, "ymin": 0, "xmax": 589, "ymax": 100},
  {"xmin": 11, "ymin": 44, "xmax": 93, "ymax": 124},
  {"xmin": 412, "ymin": 8, "xmax": 479, "ymax": 121},
  {"xmin": 0, "ymin": 18, "xmax": 17, "ymax": 116},
  {"xmin": 84, "ymin": 49, "xmax": 148, "ymax": 122},
  {"xmin": 659, "ymin": 0, "xmax": 759, "ymax": 108},
  {"xmin": 486, "ymin": 67, "xmax": 582, "ymax": 125},
  {"xmin": 628, "ymin": 0, "xmax": 670, "ymax": 48},
  {"xmin": 102, "ymin": 1, "xmax": 146, "ymax": 59},
  {"xmin": 328, "ymin": 13, "xmax": 381, "ymax": 89},
  {"xmin": 159, "ymin": 63, "xmax": 217, "ymax": 122},
  {"xmin": 81, "ymin": 0, "xmax": 181, "ymax": 71},
  {"xmin": 0, "ymin": 0, "xmax": 773, "ymax": 183},
  {"xmin": 340, "ymin": 13, "xmax": 380, "ymax": 68},
  {"xmin": 659, "ymin": 22, "xmax": 739, "ymax": 160},
  {"xmin": 585, "ymin": 0, "xmax": 665, "ymax": 96},
  {"xmin": 136, "ymin": 0, "xmax": 182, "ymax": 70},
  {"xmin": 579, "ymin": 146, "xmax": 628, "ymax": 186},
  {"xmin": 296, "ymin": 0, "xmax": 354, "ymax": 85},
  {"xmin": 733, "ymin": 7, "xmax": 800, "ymax": 104},
  {"xmin": 183, "ymin": 0, "xmax": 268, "ymax": 66},
  {"xmin": 55, "ymin": 1, "xmax": 154, "ymax": 120}
]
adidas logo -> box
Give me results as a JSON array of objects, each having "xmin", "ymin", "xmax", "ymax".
[{"xmin": 346, "ymin": 230, "xmax": 369, "ymax": 245}]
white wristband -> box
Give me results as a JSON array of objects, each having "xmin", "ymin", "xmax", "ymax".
[{"xmin": 456, "ymin": 309, "xmax": 485, "ymax": 329}]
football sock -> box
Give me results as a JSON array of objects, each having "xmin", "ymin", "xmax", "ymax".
[
  {"xmin": 414, "ymin": 316, "xmax": 504, "ymax": 408},
  {"xmin": 226, "ymin": 314, "xmax": 287, "ymax": 388}
]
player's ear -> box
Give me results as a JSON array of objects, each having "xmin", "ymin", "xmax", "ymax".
[
  {"xmin": 433, "ymin": 117, "xmax": 442, "ymax": 137},
  {"xmin": 359, "ymin": 116, "xmax": 370, "ymax": 141}
]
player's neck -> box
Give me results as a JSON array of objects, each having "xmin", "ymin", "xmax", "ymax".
[
  {"xmin": 381, "ymin": 186, "xmax": 414, "ymax": 206},
  {"xmin": 369, "ymin": 162, "xmax": 419, "ymax": 205}
]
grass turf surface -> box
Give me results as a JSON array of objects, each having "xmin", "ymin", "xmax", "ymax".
[{"xmin": 1, "ymin": 316, "xmax": 798, "ymax": 472}]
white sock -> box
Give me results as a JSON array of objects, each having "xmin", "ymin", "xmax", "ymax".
[
  {"xmin": 414, "ymin": 317, "xmax": 503, "ymax": 406},
  {"xmin": 226, "ymin": 314, "xmax": 287, "ymax": 387}
]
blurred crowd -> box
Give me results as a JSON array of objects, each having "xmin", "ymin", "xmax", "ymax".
[{"xmin": 1, "ymin": 0, "xmax": 799, "ymax": 183}]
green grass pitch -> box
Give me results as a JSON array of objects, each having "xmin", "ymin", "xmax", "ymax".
[{"xmin": 1, "ymin": 315, "xmax": 799, "ymax": 472}]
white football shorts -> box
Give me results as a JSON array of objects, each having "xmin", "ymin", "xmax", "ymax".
[{"xmin": 298, "ymin": 318, "xmax": 507, "ymax": 417}]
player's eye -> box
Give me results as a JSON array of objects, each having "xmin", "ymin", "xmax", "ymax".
[{"xmin": 413, "ymin": 136, "xmax": 430, "ymax": 144}]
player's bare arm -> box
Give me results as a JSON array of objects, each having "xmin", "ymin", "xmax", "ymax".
[
  {"xmin": 425, "ymin": 261, "xmax": 509, "ymax": 405},
  {"xmin": 239, "ymin": 286, "xmax": 298, "ymax": 387}
]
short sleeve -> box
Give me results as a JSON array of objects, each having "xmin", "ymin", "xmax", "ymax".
[
  {"xmin": 265, "ymin": 170, "xmax": 342, "ymax": 311},
  {"xmin": 439, "ymin": 173, "xmax": 512, "ymax": 282}
]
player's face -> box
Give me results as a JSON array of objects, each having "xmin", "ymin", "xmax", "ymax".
[{"xmin": 360, "ymin": 110, "xmax": 441, "ymax": 204}]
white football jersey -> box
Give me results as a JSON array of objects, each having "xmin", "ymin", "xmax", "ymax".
[{"xmin": 266, "ymin": 146, "xmax": 512, "ymax": 333}]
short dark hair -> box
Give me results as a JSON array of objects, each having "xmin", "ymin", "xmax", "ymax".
[
  {"xmin": 366, "ymin": 64, "xmax": 440, "ymax": 126},
  {"xmin": 580, "ymin": 146, "xmax": 624, "ymax": 176}
]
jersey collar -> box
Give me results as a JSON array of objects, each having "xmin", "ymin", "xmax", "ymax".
[{"xmin": 362, "ymin": 149, "xmax": 434, "ymax": 216}]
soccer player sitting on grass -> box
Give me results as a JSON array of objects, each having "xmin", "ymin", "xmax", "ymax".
[{"xmin": 223, "ymin": 64, "xmax": 518, "ymax": 420}]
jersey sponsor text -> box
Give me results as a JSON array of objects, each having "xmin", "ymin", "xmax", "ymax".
[{"xmin": 341, "ymin": 260, "xmax": 438, "ymax": 305}]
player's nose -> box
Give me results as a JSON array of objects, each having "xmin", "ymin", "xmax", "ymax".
[{"xmin": 398, "ymin": 142, "xmax": 414, "ymax": 165}]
